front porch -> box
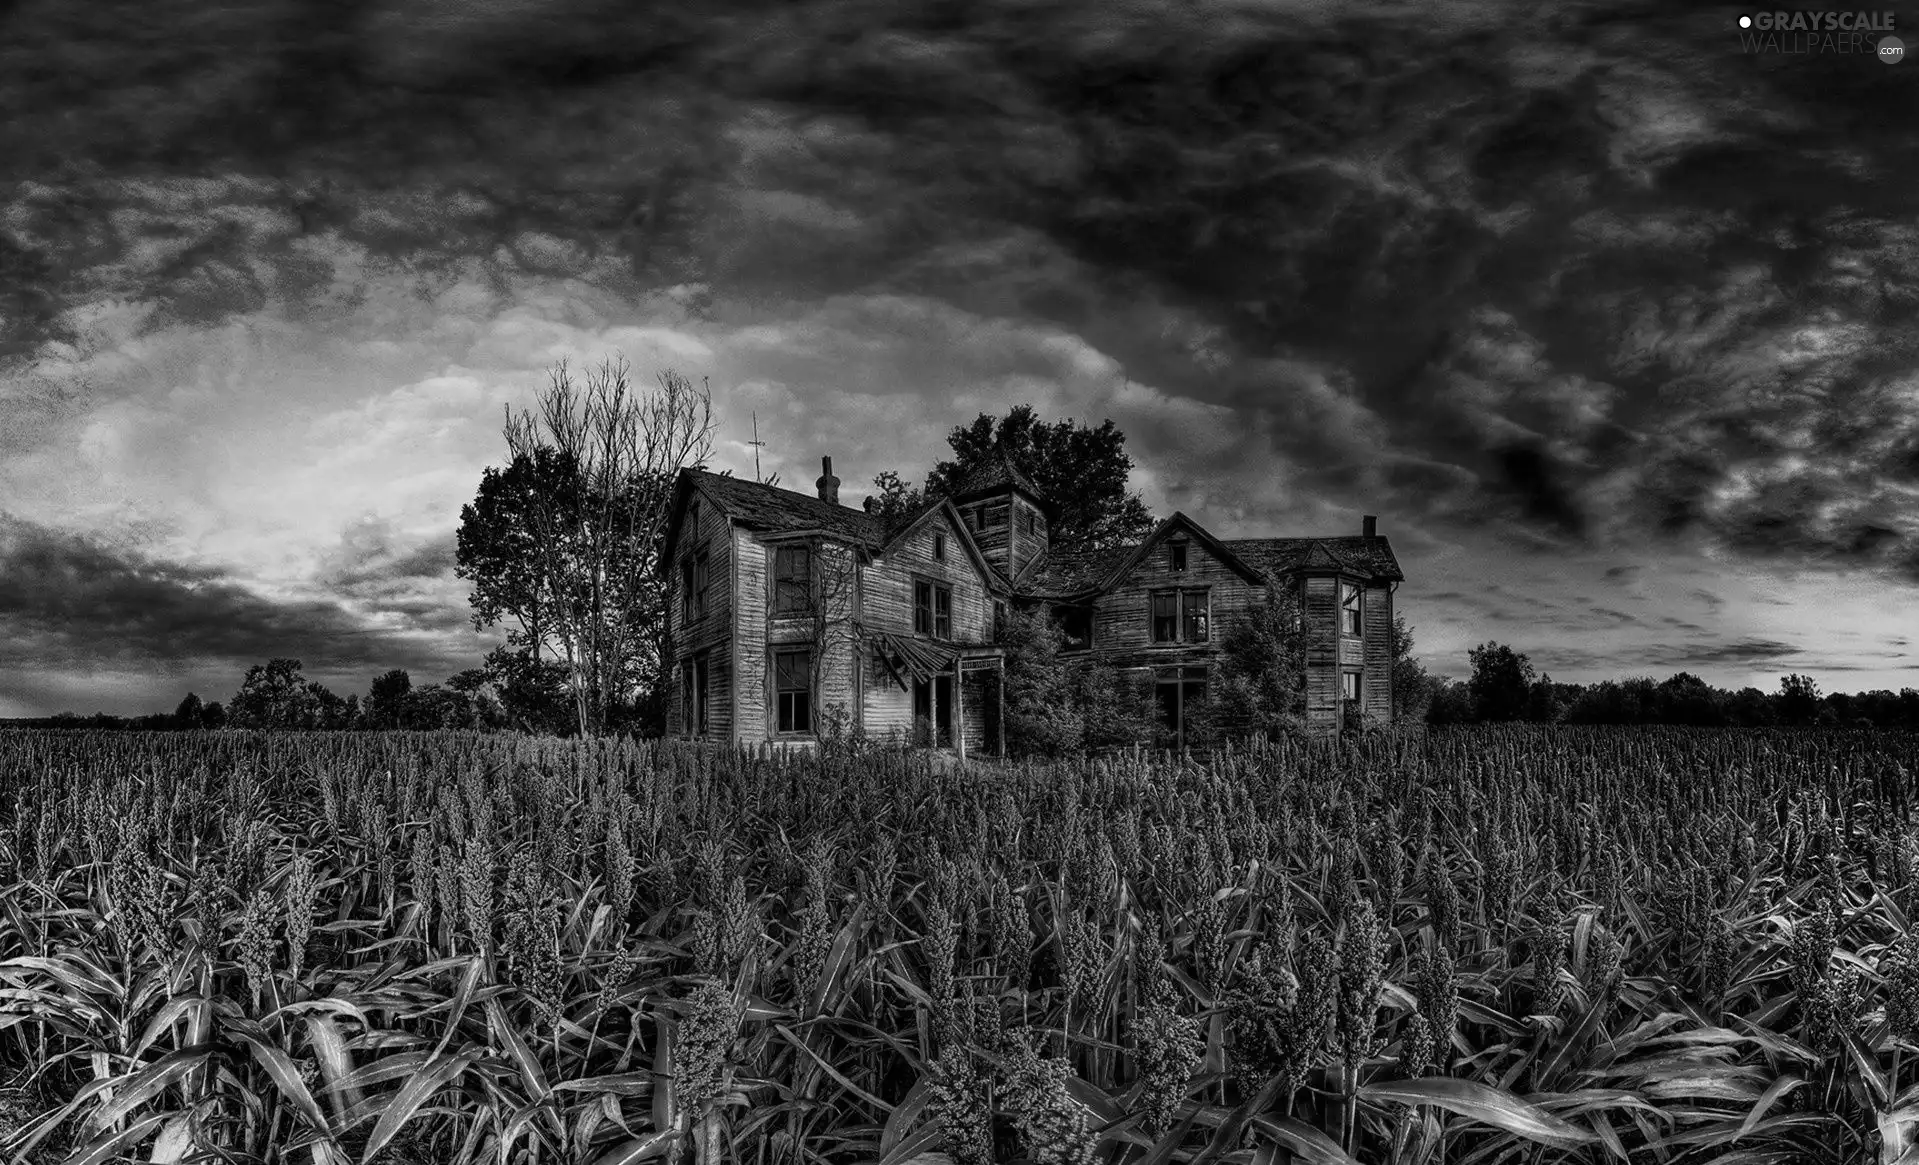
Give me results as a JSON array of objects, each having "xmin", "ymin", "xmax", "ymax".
[{"xmin": 867, "ymin": 630, "xmax": 1007, "ymax": 759}]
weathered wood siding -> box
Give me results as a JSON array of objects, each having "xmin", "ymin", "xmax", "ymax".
[
  {"xmin": 666, "ymin": 490, "xmax": 735, "ymax": 738},
  {"xmin": 857, "ymin": 508, "xmax": 995, "ymax": 741},
  {"xmin": 1363, "ymin": 584, "xmax": 1393, "ymax": 722},
  {"xmin": 1087, "ymin": 536, "xmax": 1262, "ymax": 672},
  {"xmin": 733, "ymin": 529, "xmax": 767, "ymax": 738},
  {"xmin": 756, "ymin": 537, "xmax": 861, "ymax": 741},
  {"xmin": 1303, "ymin": 574, "xmax": 1339, "ymax": 731},
  {"xmin": 961, "ymin": 668, "xmax": 992, "ymax": 755}
]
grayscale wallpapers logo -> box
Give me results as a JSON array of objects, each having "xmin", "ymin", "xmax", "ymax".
[{"xmin": 1736, "ymin": 10, "xmax": 1903, "ymax": 58}]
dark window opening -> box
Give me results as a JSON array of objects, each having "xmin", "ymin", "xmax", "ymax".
[
  {"xmin": 1342, "ymin": 670, "xmax": 1362, "ymax": 704},
  {"xmin": 912, "ymin": 675, "xmax": 954, "ymax": 748},
  {"xmin": 680, "ymin": 558, "xmax": 695, "ymax": 622},
  {"xmin": 1152, "ymin": 589, "xmax": 1209, "ymax": 644},
  {"xmin": 915, "ymin": 579, "xmax": 953, "ymax": 639},
  {"xmin": 775, "ymin": 649, "xmax": 811, "ymax": 734},
  {"xmin": 1058, "ymin": 605, "xmax": 1093, "ymax": 651},
  {"xmin": 681, "ymin": 654, "xmax": 709, "ymax": 736},
  {"xmin": 1170, "ymin": 542, "xmax": 1188, "ymax": 571},
  {"xmin": 932, "ymin": 532, "xmax": 946, "ymax": 561},
  {"xmin": 993, "ymin": 600, "xmax": 1007, "ymax": 639},
  {"xmin": 1151, "ymin": 591, "xmax": 1177, "ymax": 643},
  {"xmin": 775, "ymin": 544, "xmax": 812, "ymax": 614},
  {"xmin": 1181, "ymin": 589, "xmax": 1208, "ymax": 643},
  {"xmin": 1341, "ymin": 582, "xmax": 1362, "ymax": 636}
]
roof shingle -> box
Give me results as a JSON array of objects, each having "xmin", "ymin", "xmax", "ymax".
[{"xmin": 690, "ymin": 470, "xmax": 883, "ymax": 544}]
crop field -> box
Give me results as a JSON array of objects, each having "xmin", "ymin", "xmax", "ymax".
[{"xmin": 1, "ymin": 727, "xmax": 1917, "ymax": 1164}]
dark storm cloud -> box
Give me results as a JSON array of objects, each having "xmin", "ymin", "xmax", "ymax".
[
  {"xmin": 6, "ymin": 0, "xmax": 1919, "ymax": 584},
  {"xmin": 0, "ymin": 512, "xmax": 473, "ymax": 674},
  {"xmin": 1542, "ymin": 637, "xmax": 1806, "ymax": 674}
]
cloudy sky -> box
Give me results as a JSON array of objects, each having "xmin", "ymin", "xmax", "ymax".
[{"xmin": 3, "ymin": 0, "xmax": 1917, "ymax": 716}]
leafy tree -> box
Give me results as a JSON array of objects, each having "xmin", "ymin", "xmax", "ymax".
[
  {"xmin": 1778, "ymin": 673, "xmax": 1823, "ymax": 727},
  {"xmin": 228, "ymin": 659, "xmax": 321, "ymax": 729},
  {"xmin": 865, "ymin": 470, "xmax": 925, "ymax": 528},
  {"xmin": 365, "ymin": 668, "xmax": 413, "ymax": 730},
  {"xmin": 457, "ymin": 446, "xmax": 577, "ymax": 664},
  {"xmin": 482, "ymin": 645, "xmax": 574, "ymax": 735},
  {"xmin": 172, "ymin": 692, "xmax": 205, "ymax": 730},
  {"xmin": 461, "ymin": 356, "xmax": 714, "ymax": 736},
  {"xmin": 999, "ymin": 606, "xmax": 1082, "ymax": 757},
  {"xmin": 1213, "ymin": 584, "xmax": 1308, "ymax": 738},
  {"xmin": 1078, "ymin": 657, "xmax": 1155, "ymax": 751},
  {"xmin": 1524, "ymin": 674, "xmax": 1561, "ymax": 723},
  {"xmin": 1389, "ymin": 615, "xmax": 1435, "ymax": 724},
  {"xmin": 916, "ymin": 405, "xmax": 1156, "ymax": 554},
  {"xmin": 1467, "ymin": 642, "xmax": 1536, "ymax": 723}
]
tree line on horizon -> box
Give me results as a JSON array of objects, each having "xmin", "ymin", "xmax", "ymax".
[{"xmin": 1424, "ymin": 641, "xmax": 1919, "ymax": 730}]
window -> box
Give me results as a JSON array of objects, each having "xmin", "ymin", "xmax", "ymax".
[
  {"xmin": 775, "ymin": 544, "xmax": 812, "ymax": 614},
  {"xmin": 1151, "ymin": 589, "xmax": 1209, "ymax": 644},
  {"xmin": 1151, "ymin": 591, "xmax": 1177, "ymax": 643},
  {"xmin": 775, "ymin": 649, "xmax": 811, "ymax": 734},
  {"xmin": 1342, "ymin": 670, "xmax": 1362, "ymax": 704},
  {"xmin": 681, "ymin": 654, "xmax": 708, "ymax": 736},
  {"xmin": 680, "ymin": 558, "xmax": 695, "ymax": 622},
  {"xmin": 1156, "ymin": 666, "xmax": 1209, "ymax": 750},
  {"xmin": 690, "ymin": 500, "xmax": 700, "ymax": 530},
  {"xmin": 916, "ymin": 579, "xmax": 952, "ymax": 638},
  {"xmin": 1023, "ymin": 509, "xmax": 1037, "ymax": 535},
  {"xmin": 1170, "ymin": 542, "xmax": 1188, "ymax": 572},
  {"xmin": 993, "ymin": 600, "xmax": 1007, "ymax": 639},
  {"xmin": 933, "ymin": 532, "xmax": 946, "ymax": 561},
  {"xmin": 1181, "ymin": 590, "xmax": 1208, "ymax": 642},
  {"xmin": 1058, "ymin": 605, "xmax": 1093, "ymax": 651},
  {"xmin": 1341, "ymin": 582, "xmax": 1363, "ymax": 636}
]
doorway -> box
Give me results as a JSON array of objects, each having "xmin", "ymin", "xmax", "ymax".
[{"xmin": 913, "ymin": 674, "xmax": 954, "ymax": 748}]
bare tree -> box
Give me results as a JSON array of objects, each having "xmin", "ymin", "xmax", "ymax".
[
  {"xmin": 501, "ymin": 356, "xmax": 714, "ymax": 736},
  {"xmin": 805, "ymin": 540, "xmax": 862, "ymax": 741}
]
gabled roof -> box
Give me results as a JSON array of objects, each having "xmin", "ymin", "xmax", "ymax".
[
  {"xmin": 1223, "ymin": 536, "xmax": 1403, "ymax": 583},
  {"xmin": 669, "ymin": 468, "xmax": 883, "ymax": 555},
  {"xmin": 1024, "ymin": 546, "xmax": 1125, "ymax": 599},
  {"xmin": 1019, "ymin": 520, "xmax": 1404, "ymax": 598}
]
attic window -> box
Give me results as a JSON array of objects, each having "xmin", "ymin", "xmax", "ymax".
[
  {"xmin": 690, "ymin": 499, "xmax": 700, "ymax": 529},
  {"xmin": 1170, "ymin": 542, "xmax": 1188, "ymax": 572},
  {"xmin": 933, "ymin": 532, "xmax": 947, "ymax": 561},
  {"xmin": 1023, "ymin": 509, "xmax": 1036, "ymax": 535}
]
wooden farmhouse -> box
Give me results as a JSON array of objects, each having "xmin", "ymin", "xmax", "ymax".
[{"xmin": 661, "ymin": 453, "xmax": 1403, "ymax": 753}]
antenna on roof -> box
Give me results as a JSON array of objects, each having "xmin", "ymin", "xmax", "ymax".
[{"xmin": 748, "ymin": 411, "xmax": 768, "ymax": 483}]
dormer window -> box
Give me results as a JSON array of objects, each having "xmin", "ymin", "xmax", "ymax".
[
  {"xmin": 933, "ymin": 532, "xmax": 947, "ymax": 561},
  {"xmin": 1170, "ymin": 542, "xmax": 1188, "ymax": 572}
]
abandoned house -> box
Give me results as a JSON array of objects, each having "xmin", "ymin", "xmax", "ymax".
[{"xmin": 660, "ymin": 454, "xmax": 1403, "ymax": 753}]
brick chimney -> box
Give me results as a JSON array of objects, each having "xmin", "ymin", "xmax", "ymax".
[
  {"xmin": 816, "ymin": 456, "xmax": 840, "ymax": 505},
  {"xmin": 1362, "ymin": 514, "xmax": 1377, "ymax": 537}
]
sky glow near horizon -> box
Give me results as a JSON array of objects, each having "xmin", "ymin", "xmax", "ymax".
[{"xmin": 1, "ymin": 0, "xmax": 1916, "ymax": 715}]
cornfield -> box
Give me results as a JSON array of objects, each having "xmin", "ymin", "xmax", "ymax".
[{"xmin": 1, "ymin": 726, "xmax": 1917, "ymax": 1164}]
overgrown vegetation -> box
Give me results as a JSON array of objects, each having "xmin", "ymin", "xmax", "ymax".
[{"xmin": 4, "ymin": 726, "xmax": 1919, "ymax": 1162}]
